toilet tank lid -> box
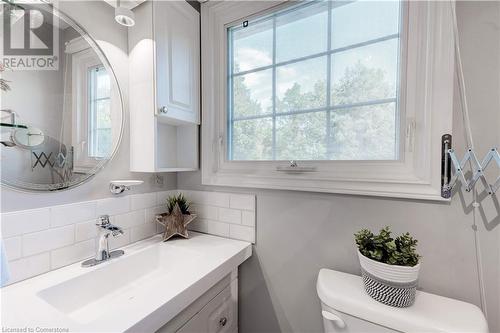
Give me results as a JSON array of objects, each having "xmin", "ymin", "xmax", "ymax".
[{"xmin": 317, "ymin": 269, "xmax": 488, "ymax": 333}]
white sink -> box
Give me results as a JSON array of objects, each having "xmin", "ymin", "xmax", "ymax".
[
  {"xmin": 2, "ymin": 233, "xmax": 252, "ymax": 332},
  {"xmin": 37, "ymin": 245, "xmax": 201, "ymax": 324}
]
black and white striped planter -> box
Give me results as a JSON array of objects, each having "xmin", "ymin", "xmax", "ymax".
[{"xmin": 358, "ymin": 251, "xmax": 420, "ymax": 308}]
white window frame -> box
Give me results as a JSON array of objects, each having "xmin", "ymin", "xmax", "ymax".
[
  {"xmin": 71, "ymin": 45, "xmax": 103, "ymax": 171},
  {"xmin": 67, "ymin": 37, "xmax": 119, "ymax": 173},
  {"xmin": 201, "ymin": 1, "xmax": 455, "ymax": 201}
]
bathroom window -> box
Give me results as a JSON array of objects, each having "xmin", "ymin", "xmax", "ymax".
[
  {"xmin": 201, "ymin": 1, "xmax": 455, "ymax": 200},
  {"xmin": 87, "ymin": 65, "xmax": 112, "ymax": 159},
  {"xmin": 227, "ymin": 1, "xmax": 401, "ymax": 161}
]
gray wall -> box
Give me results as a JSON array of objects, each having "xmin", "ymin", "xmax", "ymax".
[
  {"xmin": 1, "ymin": 1, "xmax": 176, "ymax": 213},
  {"xmin": 178, "ymin": 2, "xmax": 500, "ymax": 332}
]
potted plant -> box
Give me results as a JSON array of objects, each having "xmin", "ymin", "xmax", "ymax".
[
  {"xmin": 156, "ymin": 193, "xmax": 197, "ymax": 241},
  {"xmin": 354, "ymin": 226, "xmax": 421, "ymax": 307}
]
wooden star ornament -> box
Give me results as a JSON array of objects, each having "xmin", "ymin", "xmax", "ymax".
[{"xmin": 156, "ymin": 203, "xmax": 197, "ymax": 241}]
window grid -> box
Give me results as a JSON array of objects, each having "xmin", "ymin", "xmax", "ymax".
[
  {"xmin": 231, "ymin": 33, "xmax": 399, "ymax": 79},
  {"xmin": 231, "ymin": 97, "xmax": 397, "ymax": 122},
  {"xmin": 227, "ymin": 28, "xmax": 234, "ymax": 160},
  {"xmin": 228, "ymin": 1, "xmax": 400, "ymax": 161},
  {"xmin": 271, "ymin": 15, "xmax": 277, "ymax": 160},
  {"xmin": 325, "ymin": 0, "xmax": 333, "ymax": 159}
]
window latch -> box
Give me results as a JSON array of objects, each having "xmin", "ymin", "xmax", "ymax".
[
  {"xmin": 276, "ymin": 160, "xmax": 317, "ymax": 173},
  {"xmin": 441, "ymin": 134, "xmax": 452, "ymax": 199},
  {"xmin": 213, "ymin": 134, "xmax": 223, "ymax": 153}
]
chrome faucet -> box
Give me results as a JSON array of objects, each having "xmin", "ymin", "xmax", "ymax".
[{"xmin": 81, "ymin": 215, "xmax": 125, "ymax": 267}]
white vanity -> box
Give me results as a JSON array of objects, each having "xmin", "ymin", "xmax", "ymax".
[{"xmin": 1, "ymin": 233, "xmax": 252, "ymax": 332}]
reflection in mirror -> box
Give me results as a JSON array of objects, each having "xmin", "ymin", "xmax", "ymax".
[{"xmin": 0, "ymin": 2, "xmax": 123, "ymax": 191}]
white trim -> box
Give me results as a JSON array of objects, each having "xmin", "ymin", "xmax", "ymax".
[{"xmin": 201, "ymin": 1, "xmax": 454, "ymax": 201}]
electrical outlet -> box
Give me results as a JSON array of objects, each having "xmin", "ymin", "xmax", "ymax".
[{"xmin": 155, "ymin": 174, "xmax": 164, "ymax": 186}]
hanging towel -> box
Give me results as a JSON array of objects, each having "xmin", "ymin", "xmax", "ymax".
[{"xmin": 0, "ymin": 239, "xmax": 10, "ymax": 287}]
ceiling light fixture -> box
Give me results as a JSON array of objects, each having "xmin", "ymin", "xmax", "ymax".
[{"xmin": 115, "ymin": 0, "xmax": 135, "ymax": 27}]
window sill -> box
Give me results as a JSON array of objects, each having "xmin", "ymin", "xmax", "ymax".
[{"xmin": 202, "ymin": 167, "xmax": 449, "ymax": 201}]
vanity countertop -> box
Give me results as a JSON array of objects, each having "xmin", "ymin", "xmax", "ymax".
[{"xmin": 1, "ymin": 232, "xmax": 252, "ymax": 332}]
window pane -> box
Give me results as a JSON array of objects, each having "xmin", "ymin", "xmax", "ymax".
[
  {"xmin": 231, "ymin": 118, "xmax": 273, "ymax": 160},
  {"xmin": 331, "ymin": 1, "xmax": 400, "ymax": 49},
  {"xmin": 227, "ymin": 0, "xmax": 401, "ymax": 162},
  {"xmin": 88, "ymin": 66, "xmax": 112, "ymax": 159},
  {"xmin": 329, "ymin": 103, "xmax": 397, "ymax": 160},
  {"xmin": 331, "ymin": 39, "xmax": 398, "ymax": 105},
  {"xmin": 94, "ymin": 128, "xmax": 112, "ymax": 157},
  {"xmin": 89, "ymin": 98, "xmax": 112, "ymax": 158},
  {"xmin": 231, "ymin": 19, "xmax": 273, "ymax": 73},
  {"xmin": 95, "ymin": 67, "xmax": 110, "ymax": 99},
  {"xmin": 276, "ymin": 1, "xmax": 328, "ymax": 63},
  {"xmin": 276, "ymin": 56, "xmax": 327, "ymax": 113},
  {"xmin": 276, "ymin": 112, "xmax": 327, "ymax": 160},
  {"xmin": 96, "ymin": 99, "xmax": 111, "ymax": 129},
  {"xmin": 232, "ymin": 69, "xmax": 273, "ymax": 118}
]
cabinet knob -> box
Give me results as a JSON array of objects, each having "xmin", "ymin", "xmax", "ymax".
[
  {"xmin": 159, "ymin": 106, "xmax": 168, "ymax": 114},
  {"xmin": 219, "ymin": 317, "xmax": 227, "ymax": 327}
]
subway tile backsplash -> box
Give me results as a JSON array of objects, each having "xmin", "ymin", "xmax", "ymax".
[
  {"xmin": 182, "ymin": 190, "xmax": 256, "ymax": 243},
  {"xmin": 50, "ymin": 201, "xmax": 96, "ymax": 228},
  {"xmin": 1, "ymin": 189, "xmax": 256, "ymax": 285},
  {"xmin": 22, "ymin": 225, "xmax": 75, "ymax": 257},
  {"xmin": 2, "ymin": 208, "xmax": 50, "ymax": 238}
]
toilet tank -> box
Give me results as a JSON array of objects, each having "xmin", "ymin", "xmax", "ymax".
[{"xmin": 316, "ymin": 269, "xmax": 489, "ymax": 333}]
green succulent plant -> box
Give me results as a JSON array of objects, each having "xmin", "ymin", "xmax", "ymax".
[
  {"xmin": 166, "ymin": 193, "xmax": 191, "ymax": 215},
  {"xmin": 354, "ymin": 226, "xmax": 420, "ymax": 267}
]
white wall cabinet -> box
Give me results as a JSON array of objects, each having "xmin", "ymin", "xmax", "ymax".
[
  {"xmin": 129, "ymin": 1, "xmax": 200, "ymax": 172},
  {"xmin": 155, "ymin": 1, "xmax": 200, "ymax": 125}
]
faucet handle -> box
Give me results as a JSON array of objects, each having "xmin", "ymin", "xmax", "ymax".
[{"xmin": 97, "ymin": 215, "xmax": 110, "ymax": 227}]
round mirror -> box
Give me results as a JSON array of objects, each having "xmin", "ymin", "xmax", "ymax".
[{"xmin": 0, "ymin": 2, "xmax": 123, "ymax": 191}]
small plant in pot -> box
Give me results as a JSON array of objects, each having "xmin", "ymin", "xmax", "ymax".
[
  {"xmin": 354, "ymin": 226, "xmax": 421, "ymax": 307},
  {"xmin": 156, "ymin": 193, "xmax": 197, "ymax": 242}
]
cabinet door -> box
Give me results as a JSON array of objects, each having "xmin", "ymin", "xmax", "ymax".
[
  {"xmin": 154, "ymin": 1, "xmax": 200, "ymax": 125},
  {"xmin": 177, "ymin": 279, "xmax": 237, "ymax": 333}
]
